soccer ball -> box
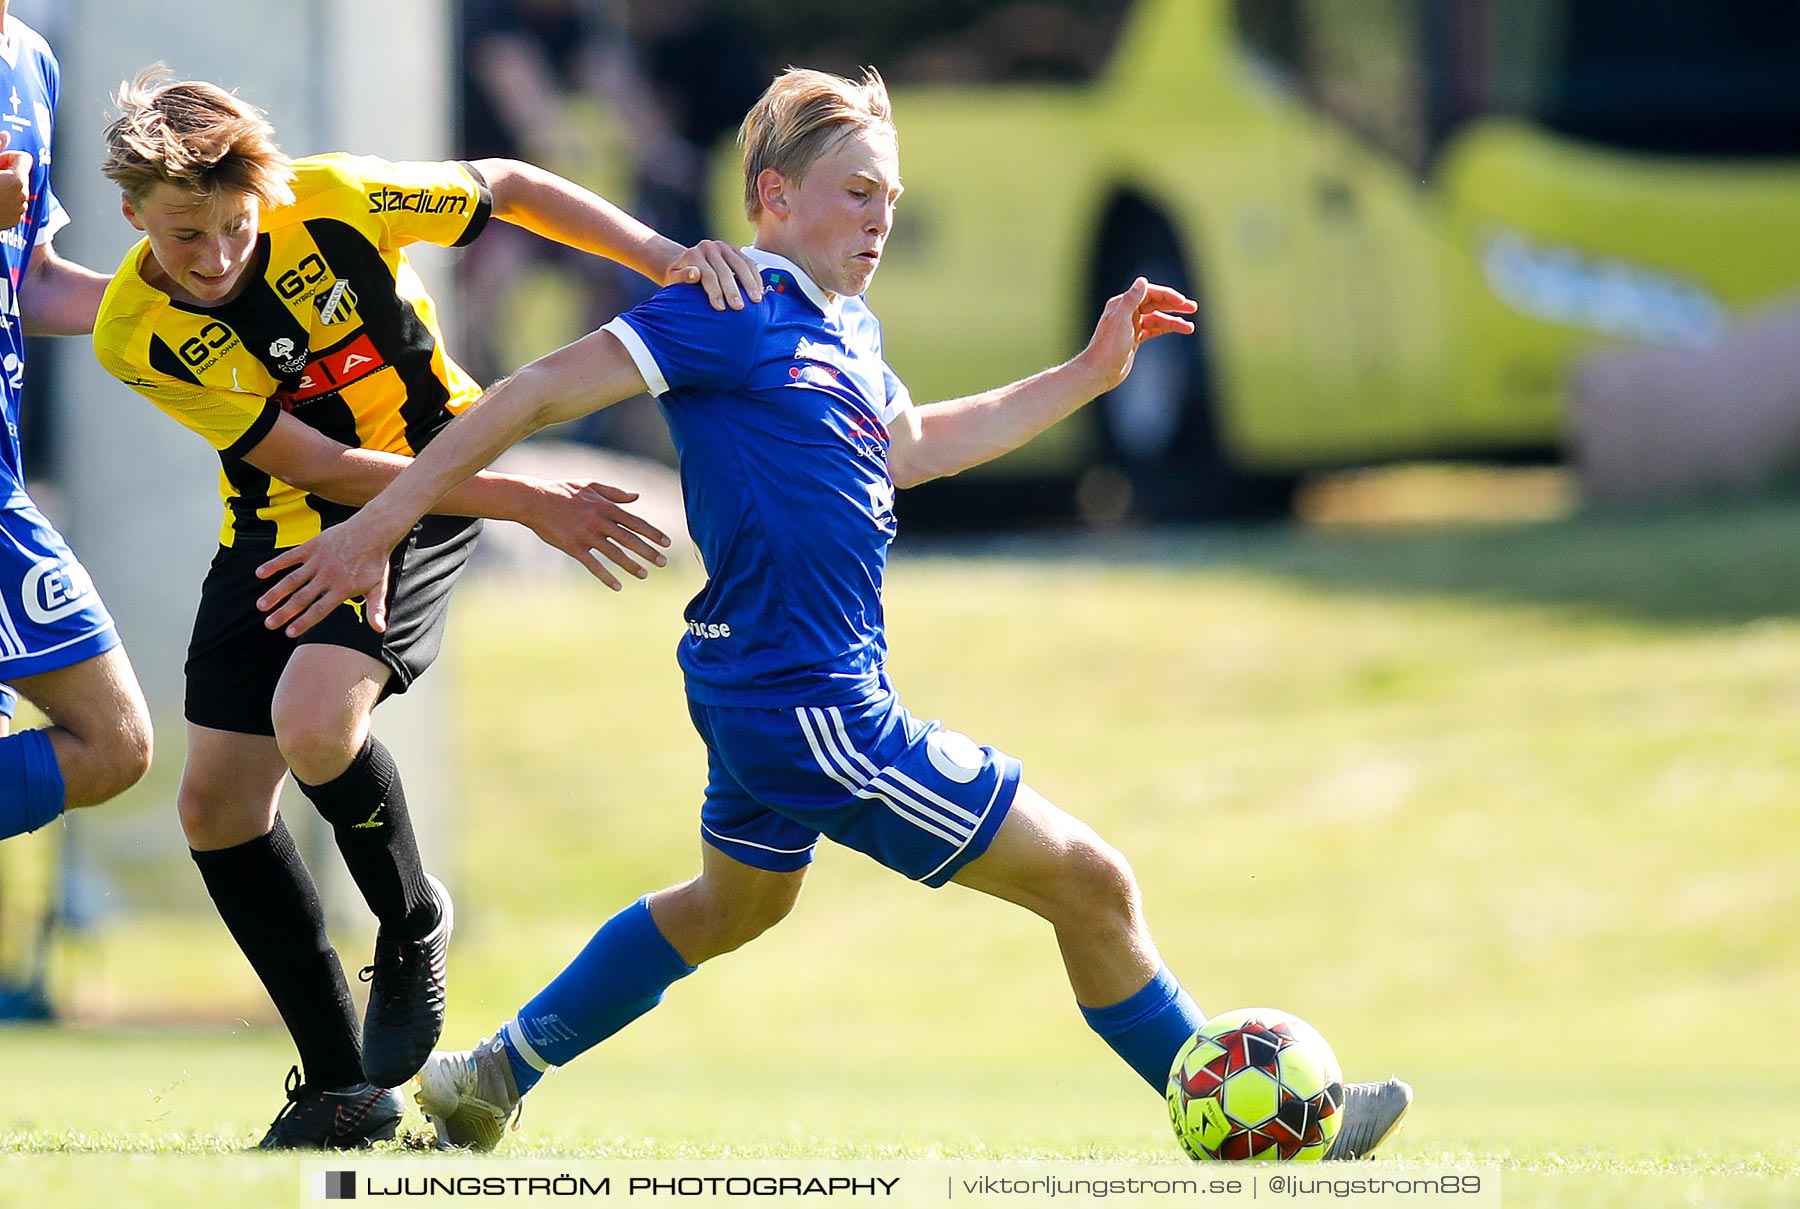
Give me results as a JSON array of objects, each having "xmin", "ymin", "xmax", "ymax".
[{"xmin": 1166, "ymin": 1008, "xmax": 1345, "ymax": 1161}]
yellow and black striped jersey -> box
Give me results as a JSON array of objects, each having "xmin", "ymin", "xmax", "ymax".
[{"xmin": 94, "ymin": 154, "xmax": 493, "ymax": 548}]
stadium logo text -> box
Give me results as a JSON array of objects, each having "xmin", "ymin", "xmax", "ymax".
[{"xmin": 367, "ymin": 188, "xmax": 468, "ymax": 217}]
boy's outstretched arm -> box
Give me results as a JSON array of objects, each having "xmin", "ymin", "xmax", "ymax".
[
  {"xmin": 887, "ymin": 278, "xmax": 1194, "ymax": 488},
  {"xmin": 254, "ymin": 326, "xmax": 650, "ymax": 636},
  {"xmin": 474, "ymin": 157, "xmax": 763, "ymax": 311}
]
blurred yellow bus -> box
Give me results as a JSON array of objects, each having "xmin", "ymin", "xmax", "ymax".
[{"xmin": 720, "ymin": 0, "xmax": 1800, "ymax": 518}]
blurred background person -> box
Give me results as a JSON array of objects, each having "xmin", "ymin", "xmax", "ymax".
[
  {"xmin": 457, "ymin": 0, "xmax": 765, "ymax": 454},
  {"xmin": 456, "ymin": 0, "xmax": 621, "ymax": 391},
  {"xmin": 592, "ymin": 0, "xmax": 766, "ymax": 266}
]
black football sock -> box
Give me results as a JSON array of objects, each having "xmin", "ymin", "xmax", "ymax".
[
  {"xmin": 191, "ymin": 817, "xmax": 364, "ymax": 1090},
  {"xmin": 295, "ymin": 735, "xmax": 435, "ymax": 938}
]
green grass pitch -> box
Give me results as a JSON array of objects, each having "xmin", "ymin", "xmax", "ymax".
[{"xmin": 6, "ymin": 495, "xmax": 1800, "ymax": 1206}]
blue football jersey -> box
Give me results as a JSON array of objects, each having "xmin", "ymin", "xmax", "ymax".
[
  {"xmin": 603, "ymin": 249, "xmax": 912, "ymax": 707},
  {"xmin": 0, "ymin": 18, "xmax": 66, "ymax": 506}
]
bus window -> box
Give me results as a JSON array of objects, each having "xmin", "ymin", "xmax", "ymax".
[
  {"xmin": 1507, "ymin": 0, "xmax": 1800, "ymax": 156},
  {"xmin": 1431, "ymin": 0, "xmax": 1800, "ymax": 157},
  {"xmin": 720, "ymin": 0, "xmax": 1130, "ymax": 85},
  {"xmin": 1300, "ymin": 0, "xmax": 1430, "ymax": 169},
  {"xmin": 1234, "ymin": 0, "xmax": 1432, "ymax": 171},
  {"xmin": 1234, "ymin": 0, "xmax": 1304, "ymax": 82}
]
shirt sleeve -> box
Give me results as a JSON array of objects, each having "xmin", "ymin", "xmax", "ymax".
[
  {"xmin": 35, "ymin": 185, "xmax": 68, "ymax": 249},
  {"xmin": 601, "ymin": 285, "xmax": 764, "ymax": 397},
  {"xmin": 879, "ymin": 362, "xmax": 912, "ymax": 425},
  {"xmin": 34, "ymin": 39, "xmax": 66, "ymax": 247},
  {"xmin": 348, "ymin": 156, "xmax": 493, "ymax": 250},
  {"xmin": 96, "ymin": 338, "xmax": 279, "ymax": 457}
]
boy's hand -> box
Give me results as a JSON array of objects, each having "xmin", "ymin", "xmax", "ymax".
[
  {"xmin": 666, "ymin": 239, "xmax": 765, "ymax": 311},
  {"xmin": 0, "ymin": 132, "xmax": 33, "ymax": 230},
  {"xmin": 1078, "ymin": 277, "xmax": 1197, "ymax": 392},
  {"xmin": 517, "ymin": 477, "xmax": 671, "ymax": 590}
]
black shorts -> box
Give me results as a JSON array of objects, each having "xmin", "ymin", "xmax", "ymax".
[{"xmin": 184, "ymin": 515, "xmax": 482, "ymax": 735}]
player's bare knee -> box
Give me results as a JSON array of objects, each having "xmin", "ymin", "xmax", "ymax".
[
  {"xmin": 97, "ymin": 717, "xmax": 153, "ymax": 801},
  {"xmin": 112, "ymin": 696, "xmax": 154, "ymax": 789},
  {"xmin": 58, "ymin": 705, "xmax": 154, "ymax": 810},
  {"xmin": 176, "ymin": 783, "xmax": 241, "ymax": 848},
  {"xmin": 1054, "ymin": 836, "xmax": 1141, "ymax": 935},
  {"xmin": 271, "ymin": 697, "xmax": 358, "ymax": 786}
]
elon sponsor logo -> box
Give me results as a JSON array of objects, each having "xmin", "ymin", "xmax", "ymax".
[
  {"xmin": 274, "ymin": 334, "xmax": 388, "ymax": 410},
  {"xmin": 22, "ymin": 556, "xmax": 96, "ymax": 625}
]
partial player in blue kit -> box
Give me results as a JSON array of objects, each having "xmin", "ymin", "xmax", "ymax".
[
  {"xmin": 258, "ymin": 67, "xmax": 1411, "ymax": 1159},
  {"xmin": 0, "ymin": 0, "xmax": 153, "ymax": 845}
]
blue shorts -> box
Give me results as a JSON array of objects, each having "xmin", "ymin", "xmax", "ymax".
[
  {"xmin": 0, "ymin": 499, "xmax": 119, "ymax": 682},
  {"xmin": 689, "ymin": 690, "xmax": 1021, "ymax": 888}
]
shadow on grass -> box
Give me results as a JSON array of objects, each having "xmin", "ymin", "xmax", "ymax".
[{"xmin": 908, "ymin": 495, "xmax": 1800, "ymax": 629}]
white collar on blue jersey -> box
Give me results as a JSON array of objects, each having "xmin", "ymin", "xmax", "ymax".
[{"xmin": 746, "ymin": 247, "xmax": 845, "ymax": 321}]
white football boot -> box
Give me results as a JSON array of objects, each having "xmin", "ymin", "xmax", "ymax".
[
  {"xmin": 1326, "ymin": 1078, "xmax": 1413, "ymax": 1159},
  {"xmin": 414, "ymin": 1032, "xmax": 522, "ymax": 1151}
]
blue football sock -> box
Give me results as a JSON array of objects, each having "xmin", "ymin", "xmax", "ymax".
[
  {"xmin": 0, "ymin": 729, "xmax": 65, "ymax": 842},
  {"xmin": 1081, "ymin": 966, "xmax": 1205, "ymax": 1091},
  {"xmin": 500, "ymin": 896, "xmax": 697, "ymax": 1094}
]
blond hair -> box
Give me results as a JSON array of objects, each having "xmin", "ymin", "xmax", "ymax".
[
  {"xmin": 102, "ymin": 67, "xmax": 295, "ymax": 210},
  {"xmin": 740, "ymin": 67, "xmax": 893, "ymax": 220}
]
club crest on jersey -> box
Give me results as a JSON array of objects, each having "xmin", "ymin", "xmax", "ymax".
[{"xmin": 314, "ymin": 279, "xmax": 357, "ymax": 324}]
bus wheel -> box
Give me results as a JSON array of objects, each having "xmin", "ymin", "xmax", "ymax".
[{"xmin": 1091, "ymin": 212, "xmax": 1297, "ymax": 522}]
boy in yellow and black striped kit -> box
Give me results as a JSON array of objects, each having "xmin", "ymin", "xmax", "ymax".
[{"xmin": 94, "ymin": 70, "xmax": 761, "ymax": 1149}]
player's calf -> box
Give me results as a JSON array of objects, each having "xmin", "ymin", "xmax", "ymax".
[{"xmin": 645, "ymin": 862, "xmax": 803, "ymax": 964}]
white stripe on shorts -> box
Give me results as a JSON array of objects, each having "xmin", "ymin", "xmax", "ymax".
[
  {"xmin": 824, "ymin": 707, "xmax": 881, "ymax": 778},
  {"xmin": 864, "ymin": 772, "xmax": 972, "ymax": 843},
  {"xmin": 882, "ymin": 766, "xmax": 983, "ymax": 828},
  {"xmin": 920, "ymin": 773, "xmax": 1013, "ymax": 885},
  {"xmin": 700, "ymin": 821, "xmax": 819, "ymax": 856},
  {"xmin": 796, "ymin": 706, "xmax": 976, "ymax": 844},
  {"xmin": 796, "ymin": 706, "xmax": 863, "ymax": 793}
]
